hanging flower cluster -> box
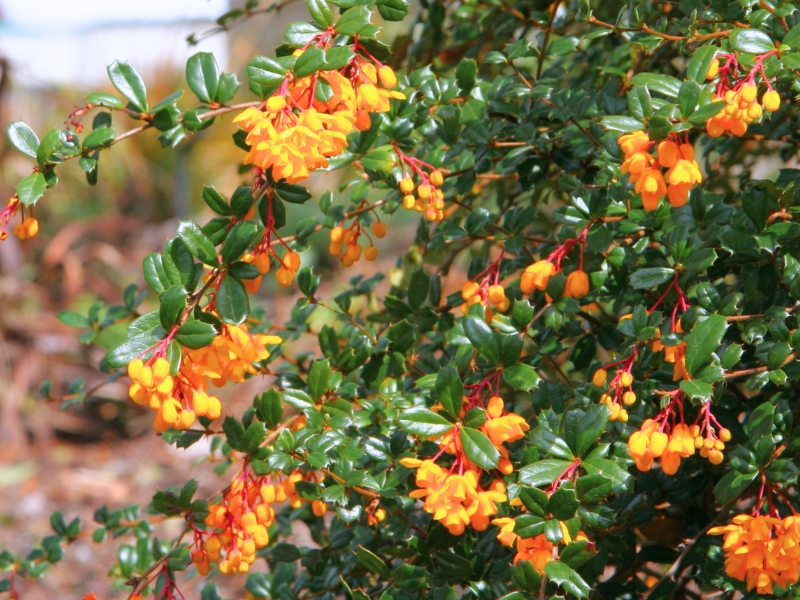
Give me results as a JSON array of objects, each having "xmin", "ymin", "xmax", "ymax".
[
  {"xmin": 627, "ymin": 392, "xmax": 695, "ymax": 474},
  {"xmin": 395, "ymin": 146, "xmax": 446, "ymax": 222},
  {"xmin": 328, "ymin": 202, "xmax": 386, "ymax": 266},
  {"xmin": 618, "ymin": 132, "xmax": 703, "ymax": 210},
  {"xmin": 710, "ymin": 508, "xmax": 800, "ymax": 595},
  {"xmin": 400, "ymin": 374, "xmax": 529, "ymax": 535},
  {"xmin": 128, "ymin": 324, "xmax": 280, "ymax": 431},
  {"xmin": 592, "ymin": 347, "xmax": 638, "ymax": 423},
  {"xmin": 192, "ymin": 468, "xmax": 318, "ymax": 576},
  {"xmin": 705, "ymin": 52, "xmax": 782, "ymax": 138},
  {"xmin": 233, "ymin": 39, "xmax": 404, "ymax": 185},
  {"xmin": 520, "ymin": 225, "xmax": 590, "ymax": 299},
  {"xmin": 491, "ymin": 518, "xmax": 588, "ymax": 574},
  {"xmin": 461, "ymin": 252, "xmax": 510, "ymax": 322},
  {"xmin": 0, "ymin": 195, "xmax": 38, "ymax": 241}
]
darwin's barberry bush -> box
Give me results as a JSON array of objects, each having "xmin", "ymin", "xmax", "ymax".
[{"xmin": 4, "ymin": 0, "xmax": 800, "ymax": 598}]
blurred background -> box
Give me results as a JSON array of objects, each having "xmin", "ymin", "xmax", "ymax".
[{"xmin": 0, "ymin": 2, "xmax": 415, "ymax": 598}]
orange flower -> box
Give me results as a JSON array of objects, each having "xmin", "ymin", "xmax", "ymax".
[{"xmin": 520, "ymin": 260, "xmax": 556, "ymax": 294}]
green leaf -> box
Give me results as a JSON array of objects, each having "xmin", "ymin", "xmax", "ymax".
[
  {"xmin": 627, "ymin": 86, "xmax": 652, "ymax": 120},
  {"xmin": 684, "ymin": 314, "xmax": 728, "ymax": 376},
  {"xmin": 255, "ymin": 389, "xmax": 283, "ymax": 428},
  {"xmin": 686, "ymin": 45, "xmax": 718, "ymax": 84},
  {"xmin": 714, "ymin": 469, "xmax": 757, "ymax": 504},
  {"xmin": 687, "ymin": 100, "xmax": 726, "ymax": 124},
  {"xmin": 682, "ymin": 248, "xmax": 717, "ymax": 272},
  {"xmin": 16, "ymin": 172, "xmax": 47, "ymax": 206},
  {"xmin": 334, "ymin": 6, "xmax": 371, "ymax": 35},
  {"xmin": 202, "ymin": 186, "xmax": 231, "ymax": 216},
  {"xmin": 106, "ymin": 333, "xmax": 160, "ymax": 368},
  {"xmin": 377, "ymin": 0, "xmax": 408, "ymax": 20},
  {"xmin": 576, "ymin": 473, "xmax": 612, "ymax": 503},
  {"xmin": 355, "ymin": 546, "xmax": 390, "ymax": 578},
  {"xmin": 324, "ymin": 46, "xmax": 356, "ymax": 70},
  {"xmin": 680, "ymin": 379, "xmax": 714, "ymax": 401},
  {"xmin": 86, "ymin": 92, "xmax": 124, "ymax": 108},
  {"xmin": 174, "ymin": 321, "xmax": 217, "ymax": 349},
  {"xmin": 275, "ymin": 182, "xmax": 312, "ymax": 204},
  {"xmin": 544, "ymin": 561, "xmax": 590, "ymax": 598},
  {"xmin": 730, "ymin": 28, "xmax": 775, "ymax": 55},
  {"xmin": 6, "ymin": 121, "xmax": 40, "ymax": 158},
  {"xmin": 463, "ymin": 316, "xmax": 500, "ymax": 364},
  {"xmin": 107, "ymin": 60, "xmax": 148, "ymax": 112},
  {"xmin": 308, "ymin": 359, "xmax": 331, "ymax": 401},
  {"xmin": 294, "ymin": 46, "xmax": 327, "ymax": 78},
  {"xmin": 502, "ymin": 364, "xmax": 540, "ymax": 391},
  {"xmin": 306, "ymin": 0, "xmax": 334, "ymax": 27},
  {"xmin": 548, "ymin": 487, "xmax": 579, "ymax": 520},
  {"xmin": 177, "ymin": 221, "xmax": 219, "ymax": 266},
  {"xmin": 575, "ymin": 404, "xmax": 609, "ymax": 457},
  {"xmin": 159, "ymin": 285, "xmax": 187, "ymax": 330},
  {"xmin": 186, "ymin": 52, "xmax": 220, "ymax": 103},
  {"xmin": 600, "ymin": 115, "xmax": 646, "ymax": 133},
  {"xmin": 398, "ymin": 407, "xmax": 454, "ymax": 436},
  {"xmin": 82, "ymin": 127, "xmax": 116, "ymax": 149},
  {"xmin": 435, "ymin": 366, "xmax": 463, "ymax": 419},
  {"xmin": 630, "ymin": 268, "xmax": 674, "ymax": 289},
  {"xmin": 361, "ymin": 150, "xmax": 395, "ymax": 172},
  {"xmin": 216, "ymin": 275, "xmax": 250, "ymax": 325},
  {"xmin": 785, "ymin": 23, "xmax": 800, "ymax": 49},
  {"xmin": 518, "ymin": 486, "xmax": 549, "ymax": 516},
  {"xmin": 247, "ymin": 56, "xmax": 289, "ymax": 86},
  {"xmin": 678, "ymin": 80, "xmax": 700, "ymax": 117},
  {"xmin": 57, "ymin": 310, "xmax": 90, "ymax": 328},
  {"xmin": 631, "ymin": 73, "xmax": 682, "ymax": 98},
  {"xmin": 518, "ymin": 459, "xmax": 573, "ymax": 486},
  {"xmin": 221, "ymin": 222, "xmax": 259, "ymax": 264},
  {"xmin": 459, "ymin": 427, "xmax": 500, "ymax": 469},
  {"xmin": 560, "ymin": 541, "xmax": 595, "ymax": 569}
]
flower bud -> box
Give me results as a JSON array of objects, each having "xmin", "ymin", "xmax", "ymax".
[{"xmin": 592, "ymin": 368, "xmax": 607, "ymax": 386}]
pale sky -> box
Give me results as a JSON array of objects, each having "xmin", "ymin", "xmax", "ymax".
[{"xmin": 0, "ymin": 0, "xmax": 231, "ymax": 85}]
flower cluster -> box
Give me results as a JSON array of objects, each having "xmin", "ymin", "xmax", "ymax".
[
  {"xmin": 241, "ymin": 251, "xmax": 273, "ymax": 294},
  {"xmin": 185, "ymin": 323, "xmax": 279, "ymax": 385},
  {"xmin": 690, "ymin": 401, "xmax": 730, "ymax": 466},
  {"xmin": 705, "ymin": 53, "xmax": 782, "ymax": 138},
  {"xmin": 234, "ymin": 45, "xmax": 404, "ymax": 185},
  {"xmin": 592, "ymin": 351, "xmax": 637, "ymax": 423},
  {"xmin": 492, "ymin": 518, "xmax": 587, "ymax": 573},
  {"xmin": 396, "ymin": 149, "xmax": 446, "ymax": 222},
  {"xmin": 192, "ymin": 468, "xmax": 326, "ymax": 576},
  {"xmin": 709, "ymin": 514, "xmax": 800, "ymax": 594},
  {"xmin": 128, "ymin": 324, "xmax": 280, "ymax": 431},
  {"xmin": 401, "ymin": 380, "xmax": 529, "ymax": 536},
  {"xmin": 618, "ymin": 131, "xmax": 702, "ymax": 210},
  {"xmin": 329, "ymin": 208, "xmax": 386, "ymax": 266},
  {"xmin": 128, "ymin": 356, "xmax": 220, "ymax": 432},
  {"xmin": 0, "ymin": 196, "xmax": 38, "ymax": 241},
  {"xmin": 460, "ymin": 254, "xmax": 509, "ymax": 322},
  {"xmin": 399, "ymin": 458, "xmax": 508, "ymax": 535},
  {"xmin": 520, "ymin": 226, "xmax": 590, "ymax": 299}
]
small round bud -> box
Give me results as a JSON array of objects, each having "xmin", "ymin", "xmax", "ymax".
[
  {"xmin": 266, "ymin": 95, "xmax": 287, "ymax": 112},
  {"xmin": 620, "ymin": 372, "xmax": 633, "ymax": 387},
  {"xmin": 719, "ymin": 428, "xmax": 732, "ymax": 442},
  {"xmin": 371, "ymin": 221, "xmax": 387, "ymax": 238},
  {"xmin": 364, "ymin": 245, "xmax": 378, "ymax": 261},
  {"xmin": 429, "ymin": 170, "xmax": 444, "ymax": 186},
  {"xmin": 623, "ymin": 391, "xmax": 636, "ymax": 405},
  {"xmin": 399, "ymin": 177, "xmax": 415, "ymax": 194},
  {"xmin": 592, "ymin": 368, "xmax": 607, "ymax": 387}
]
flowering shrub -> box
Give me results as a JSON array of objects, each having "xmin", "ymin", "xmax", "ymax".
[{"xmin": 4, "ymin": 0, "xmax": 800, "ymax": 598}]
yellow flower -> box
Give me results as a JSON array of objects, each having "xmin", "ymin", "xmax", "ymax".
[
  {"xmin": 634, "ymin": 167, "xmax": 666, "ymax": 210},
  {"xmin": 618, "ymin": 131, "xmax": 651, "ymax": 157}
]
